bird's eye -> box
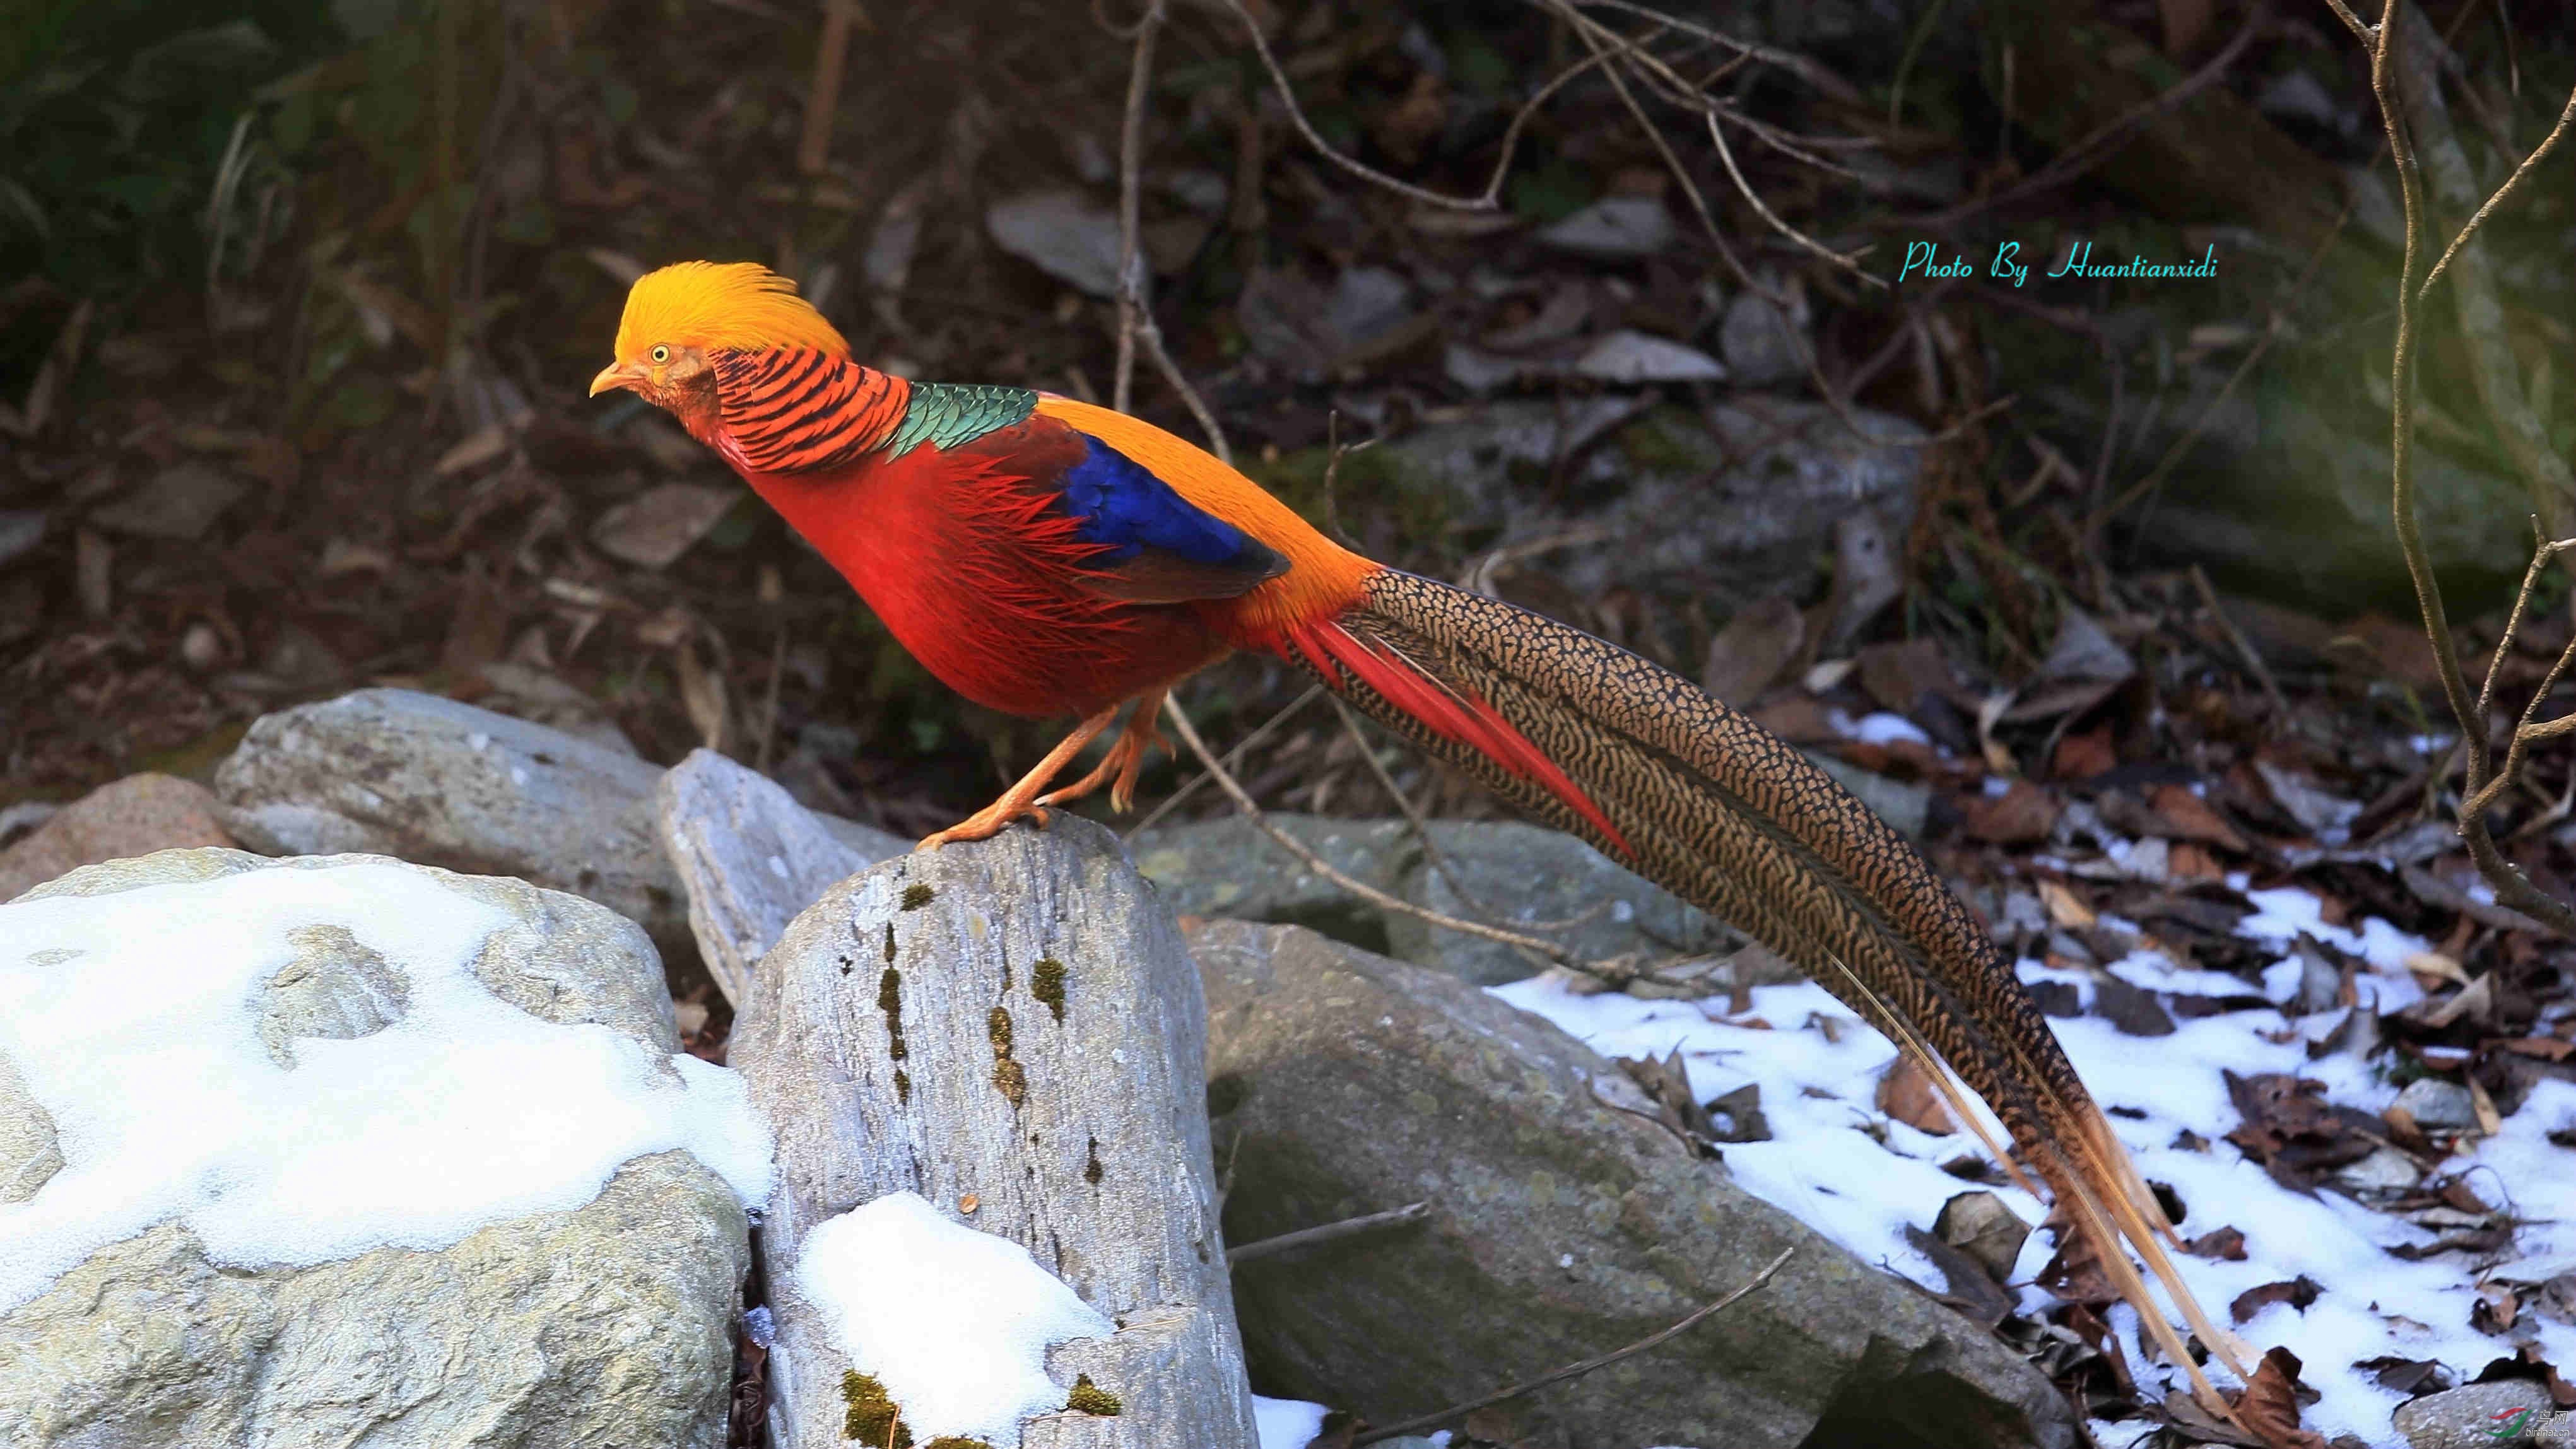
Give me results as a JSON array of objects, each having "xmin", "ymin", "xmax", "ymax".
[{"xmin": 650, "ymin": 345, "xmax": 671, "ymax": 363}]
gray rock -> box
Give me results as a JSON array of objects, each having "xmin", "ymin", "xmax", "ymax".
[
  {"xmin": 1130, "ymin": 815, "xmax": 1751, "ymax": 988},
  {"xmin": 0, "ymin": 510, "xmax": 42, "ymax": 569},
  {"xmin": 254, "ymin": 923, "xmax": 411, "ymax": 1069},
  {"xmin": 2392, "ymin": 1380, "xmax": 2573, "ymax": 1448},
  {"xmin": 0, "ymin": 1156, "xmax": 742, "ymax": 1449},
  {"xmin": 655, "ymin": 748, "xmax": 892, "ymax": 1007},
  {"xmin": 88, "ymin": 462, "xmax": 246, "ymax": 541},
  {"xmin": 1535, "ymin": 196, "xmax": 1677, "ymax": 259},
  {"xmin": 2391, "ymin": 1077, "xmax": 2479, "ymax": 1132},
  {"xmin": 0, "ymin": 1053, "xmax": 61, "ymax": 1206},
  {"xmin": 987, "ymin": 189, "xmax": 1124, "ymax": 298},
  {"xmin": 1194, "ymin": 919, "xmax": 2078, "ymax": 1449},
  {"xmin": 211, "ymin": 689, "xmax": 905, "ymax": 991},
  {"xmin": 0, "ymin": 848, "xmax": 750, "ymax": 1449},
  {"xmin": 1811, "ymin": 753, "xmax": 1932, "ymax": 840},
  {"xmin": 732, "ymin": 819, "xmax": 1257, "ymax": 1449},
  {"xmin": 1718, "ymin": 276, "xmax": 1813, "ymax": 387},
  {"xmin": 1385, "ymin": 399, "xmax": 1920, "ymax": 618},
  {"xmin": 1573, "ymin": 330, "xmax": 1727, "ymax": 384}
]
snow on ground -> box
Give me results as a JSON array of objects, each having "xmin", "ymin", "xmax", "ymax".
[
  {"xmin": 1254, "ymin": 1395, "xmax": 1332, "ymax": 1449},
  {"xmin": 0, "ymin": 860, "xmax": 773, "ymax": 1315},
  {"xmin": 798, "ymin": 1191, "xmax": 1113, "ymax": 1448},
  {"xmin": 1493, "ymin": 884, "xmax": 2576, "ymax": 1445}
]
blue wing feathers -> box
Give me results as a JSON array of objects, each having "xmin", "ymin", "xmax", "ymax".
[{"xmin": 1058, "ymin": 433, "xmax": 1259, "ymax": 566}]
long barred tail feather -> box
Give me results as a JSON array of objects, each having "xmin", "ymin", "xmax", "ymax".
[{"xmin": 1281, "ymin": 568, "xmax": 2254, "ymax": 1414}]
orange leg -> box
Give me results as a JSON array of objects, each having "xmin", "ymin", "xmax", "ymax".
[
  {"xmin": 915, "ymin": 705, "xmax": 1120, "ymax": 852},
  {"xmin": 1037, "ymin": 690, "xmax": 1169, "ymax": 814}
]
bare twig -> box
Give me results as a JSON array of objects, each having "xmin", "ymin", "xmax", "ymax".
[
  {"xmin": 1226, "ymin": 1201, "xmax": 1430, "ymax": 1265},
  {"xmin": 1216, "ymin": 0, "xmax": 1507, "ymax": 211},
  {"xmin": 798, "ymin": 0, "xmax": 868, "ymax": 175},
  {"xmin": 1108, "ymin": 0, "xmax": 1165, "ymax": 414},
  {"xmin": 1349, "ymin": 1247, "xmax": 1796, "ymax": 1445},
  {"xmin": 1903, "ymin": 1, "xmax": 2270, "ymax": 232},
  {"xmin": 1123, "ymin": 683, "xmax": 1324, "ymax": 838},
  {"xmin": 2189, "ymin": 565, "xmax": 2289, "ymax": 719},
  {"xmin": 1163, "ymin": 695, "xmax": 1587, "ymax": 965},
  {"xmin": 2389, "ymin": 3, "xmax": 2576, "ymax": 545},
  {"xmin": 2459, "ymin": 530, "xmax": 2576, "ymax": 824},
  {"xmin": 1328, "ymin": 694, "xmax": 1509, "ymax": 928},
  {"xmin": 2364, "ymin": 0, "xmax": 2576, "ymax": 937}
]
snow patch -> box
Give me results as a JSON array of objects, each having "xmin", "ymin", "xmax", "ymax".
[
  {"xmin": 0, "ymin": 860, "xmax": 773, "ymax": 1315},
  {"xmin": 1493, "ymin": 953, "xmax": 2576, "ymax": 1443},
  {"xmin": 797, "ymin": 1191, "xmax": 1114, "ymax": 1448}
]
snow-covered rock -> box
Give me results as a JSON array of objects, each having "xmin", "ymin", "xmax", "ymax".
[
  {"xmin": 0, "ymin": 848, "xmax": 772, "ymax": 1449},
  {"xmin": 1192, "ymin": 917, "xmax": 2078, "ymax": 1449},
  {"xmin": 723, "ymin": 814, "xmax": 1257, "ymax": 1448},
  {"xmin": 210, "ymin": 689, "xmax": 904, "ymax": 1000}
]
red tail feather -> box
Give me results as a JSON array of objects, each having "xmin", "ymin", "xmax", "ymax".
[{"xmin": 1281, "ymin": 616, "xmax": 1633, "ymax": 855}]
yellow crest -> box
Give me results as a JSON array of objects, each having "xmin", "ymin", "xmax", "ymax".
[{"xmin": 609, "ymin": 261, "xmax": 850, "ymax": 362}]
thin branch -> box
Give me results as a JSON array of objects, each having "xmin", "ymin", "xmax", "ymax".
[
  {"xmin": 1136, "ymin": 311, "xmax": 1230, "ymax": 463},
  {"xmin": 1123, "ymin": 682, "xmax": 1323, "ymax": 838},
  {"xmin": 1349, "ymin": 1247, "xmax": 1796, "ymax": 1446},
  {"xmin": 2189, "ymin": 565, "xmax": 2290, "ymax": 720},
  {"xmin": 1218, "ymin": 0, "xmax": 1516, "ymax": 211},
  {"xmin": 2461, "ymin": 532, "xmax": 2576, "ymax": 823},
  {"xmin": 2419, "ymin": 76, "xmax": 2573, "ymax": 300},
  {"xmin": 1553, "ymin": 0, "xmax": 1863, "ymax": 107},
  {"xmin": 1903, "ymin": 1, "xmax": 2269, "ymax": 232},
  {"xmin": 1702, "ymin": 110, "xmax": 1875, "ymax": 283},
  {"xmin": 1163, "ymin": 695, "xmax": 1587, "ymax": 965},
  {"xmin": 2389, "ymin": 2, "xmax": 2575, "ymax": 544},
  {"xmin": 2365, "ymin": 0, "xmax": 2576, "ymax": 937},
  {"xmin": 1109, "ymin": 0, "xmax": 1165, "ymax": 414},
  {"xmin": 1328, "ymin": 694, "xmax": 1510, "ymax": 928},
  {"xmin": 1226, "ymin": 1201, "xmax": 1430, "ymax": 1265}
]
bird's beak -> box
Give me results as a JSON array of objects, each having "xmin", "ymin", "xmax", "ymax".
[{"xmin": 590, "ymin": 361, "xmax": 642, "ymax": 397}]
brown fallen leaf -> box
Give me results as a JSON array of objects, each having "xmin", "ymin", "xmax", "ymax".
[
  {"xmin": 2233, "ymin": 1346, "xmax": 2328, "ymax": 1449},
  {"xmin": 2052, "ymin": 724, "xmax": 2117, "ymax": 780},
  {"xmin": 1702, "ymin": 594, "xmax": 1804, "ymax": 705},
  {"xmin": 1963, "ymin": 780, "xmax": 2062, "ymax": 845},
  {"xmin": 2149, "ymin": 782, "xmax": 2251, "ymax": 851},
  {"xmin": 2230, "ymin": 1275, "xmax": 2322, "ymax": 1325},
  {"xmin": 2185, "ymin": 1225, "xmax": 2249, "ymax": 1260},
  {"xmin": 1876, "ymin": 1055, "xmax": 1958, "ymax": 1136}
]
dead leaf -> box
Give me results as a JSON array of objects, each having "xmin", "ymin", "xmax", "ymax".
[
  {"xmin": 2052, "ymin": 724, "xmax": 2117, "ymax": 780},
  {"xmin": 1856, "ymin": 637, "xmax": 1955, "ymax": 715},
  {"xmin": 1876, "ymin": 1055, "xmax": 1957, "ymax": 1135},
  {"xmin": 2038, "ymin": 879, "xmax": 2097, "ymax": 929},
  {"xmin": 2185, "ymin": 1226, "xmax": 2249, "ymax": 1260},
  {"xmin": 1963, "ymin": 780, "xmax": 2062, "ymax": 845},
  {"xmin": 675, "ymin": 636, "xmax": 730, "ymax": 751},
  {"xmin": 1933, "ymin": 1190, "xmax": 2030, "ymax": 1284},
  {"xmin": 2148, "ymin": 783, "xmax": 2250, "ymax": 851},
  {"xmin": 2233, "ymin": 1346, "xmax": 2327, "ymax": 1449},
  {"xmin": 74, "ymin": 527, "xmax": 111, "ymax": 619},
  {"xmin": 2170, "ymin": 841, "xmax": 2225, "ymax": 881},
  {"xmin": 2230, "ymin": 1275, "xmax": 2322, "ymax": 1324},
  {"xmin": 1702, "ymin": 595, "xmax": 1804, "ymax": 704},
  {"xmin": 591, "ymin": 483, "xmax": 739, "ymax": 569},
  {"xmin": 2091, "ymin": 975, "xmax": 2177, "ymax": 1037},
  {"xmin": 434, "ymin": 423, "xmax": 511, "ymax": 477}
]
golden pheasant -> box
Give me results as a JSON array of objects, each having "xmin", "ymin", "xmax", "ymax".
[{"xmin": 592, "ymin": 261, "xmax": 2254, "ymax": 1412}]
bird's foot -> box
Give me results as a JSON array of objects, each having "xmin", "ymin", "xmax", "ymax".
[
  {"xmin": 1038, "ymin": 694, "xmax": 1168, "ymax": 814},
  {"xmin": 915, "ymin": 800, "xmax": 1050, "ymax": 852}
]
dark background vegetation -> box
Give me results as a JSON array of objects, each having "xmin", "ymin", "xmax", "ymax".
[{"xmin": 1, "ymin": 0, "xmax": 2570, "ymax": 837}]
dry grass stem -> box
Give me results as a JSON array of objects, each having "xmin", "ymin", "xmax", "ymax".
[{"xmin": 1226, "ymin": 1201, "xmax": 1431, "ymax": 1265}]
